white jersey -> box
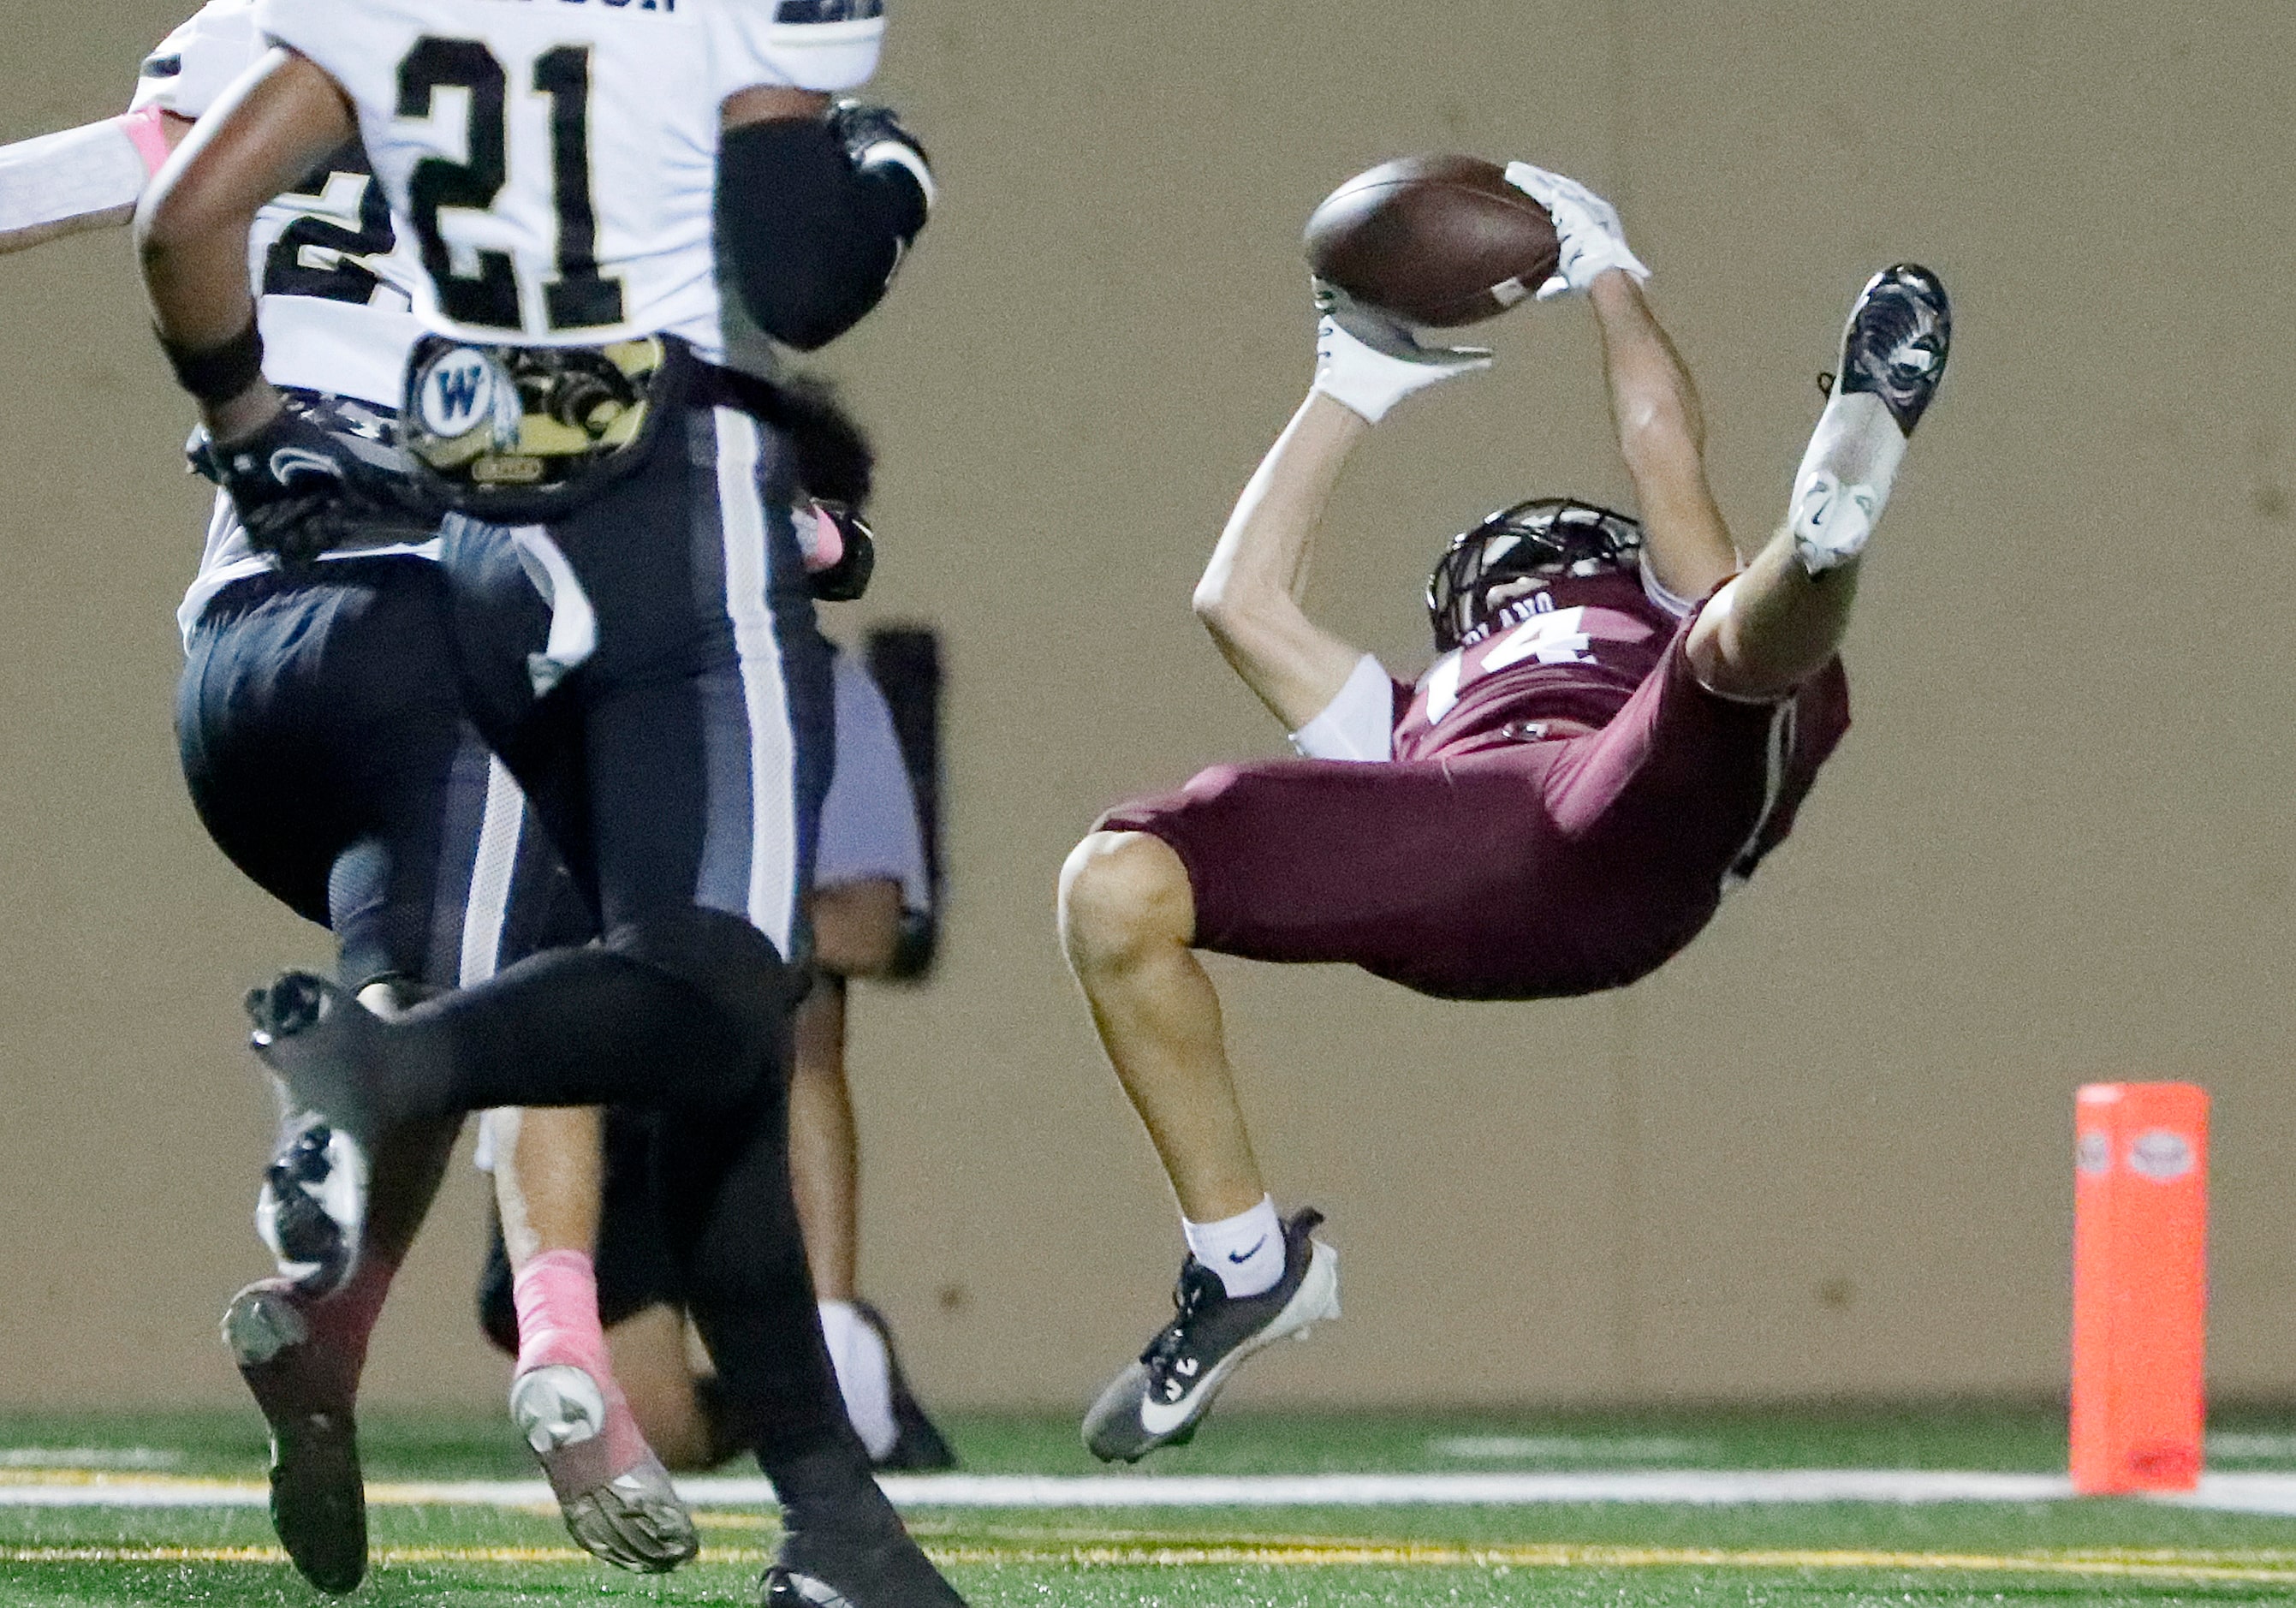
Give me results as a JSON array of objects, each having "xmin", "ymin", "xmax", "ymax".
[
  {"xmin": 253, "ymin": 0, "xmax": 884, "ymax": 359},
  {"xmin": 140, "ymin": 0, "xmax": 439, "ymax": 638}
]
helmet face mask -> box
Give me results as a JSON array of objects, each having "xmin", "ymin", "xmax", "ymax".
[{"xmin": 1425, "ymin": 497, "xmax": 1645, "ymax": 652}]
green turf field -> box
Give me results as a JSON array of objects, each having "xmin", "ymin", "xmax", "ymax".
[{"xmin": 4, "ymin": 1403, "xmax": 2296, "ymax": 1605}]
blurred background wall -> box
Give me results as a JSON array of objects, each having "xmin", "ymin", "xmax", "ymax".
[{"xmin": 0, "ymin": 0, "xmax": 2291, "ymax": 1412}]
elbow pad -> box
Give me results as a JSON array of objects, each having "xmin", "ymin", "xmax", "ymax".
[{"xmin": 718, "ymin": 103, "xmax": 933, "ymax": 352}]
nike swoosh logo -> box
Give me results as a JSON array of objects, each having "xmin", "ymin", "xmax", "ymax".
[
  {"xmin": 1227, "ymin": 1238, "xmax": 1268, "ymax": 1265},
  {"xmin": 1139, "ymin": 1378, "xmax": 1216, "ymax": 1434}
]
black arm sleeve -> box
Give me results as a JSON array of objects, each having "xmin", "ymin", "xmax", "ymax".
[{"xmin": 717, "ymin": 116, "xmax": 930, "ymax": 352}]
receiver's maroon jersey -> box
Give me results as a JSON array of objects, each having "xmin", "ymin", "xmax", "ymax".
[
  {"xmin": 1395, "ymin": 565, "xmax": 1681, "ymax": 758},
  {"xmin": 1101, "ymin": 576, "xmax": 1851, "ymax": 1001}
]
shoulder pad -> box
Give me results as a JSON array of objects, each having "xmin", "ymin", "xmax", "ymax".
[
  {"xmin": 129, "ymin": 0, "xmax": 261, "ymax": 119},
  {"xmin": 714, "ymin": 0, "xmax": 885, "ymax": 93}
]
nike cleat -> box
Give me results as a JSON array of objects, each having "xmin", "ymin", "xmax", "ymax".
[
  {"xmin": 222, "ymin": 1279, "xmax": 367, "ymax": 1595},
  {"xmin": 1835, "ymin": 263, "xmax": 1951, "ymax": 437},
  {"xmin": 511, "ymin": 1362, "xmax": 700, "ymax": 1573},
  {"xmin": 853, "ymin": 1301, "xmax": 957, "ymax": 1472},
  {"xmin": 764, "ymin": 1515, "xmax": 968, "ymax": 1608},
  {"xmin": 255, "ymin": 1119, "xmax": 367, "ymax": 1296},
  {"xmin": 1082, "ymin": 1208, "xmax": 1339, "ymax": 1463},
  {"xmin": 246, "ymin": 974, "xmax": 394, "ymax": 1295}
]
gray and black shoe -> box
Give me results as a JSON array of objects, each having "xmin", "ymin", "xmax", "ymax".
[
  {"xmin": 762, "ymin": 1516, "xmax": 967, "ymax": 1608},
  {"xmin": 509, "ymin": 1363, "xmax": 699, "ymax": 1573},
  {"xmin": 1836, "ymin": 263, "xmax": 1951, "ymax": 437},
  {"xmin": 246, "ymin": 974, "xmax": 392, "ymax": 1295},
  {"xmin": 223, "ymin": 1279, "xmax": 368, "ymax": 1596},
  {"xmin": 853, "ymin": 1301, "xmax": 957, "ymax": 1472},
  {"xmin": 1082, "ymin": 1208, "xmax": 1339, "ymax": 1463}
]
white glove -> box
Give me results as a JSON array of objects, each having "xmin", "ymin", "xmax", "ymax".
[
  {"xmin": 1502, "ymin": 162, "xmax": 1651, "ymax": 301},
  {"xmin": 1309, "ymin": 282, "xmax": 1492, "ymax": 424}
]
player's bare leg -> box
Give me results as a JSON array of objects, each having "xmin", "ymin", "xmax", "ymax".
[
  {"xmin": 790, "ymin": 986, "xmax": 862, "ymax": 1304},
  {"xmin": 492, "ymin": 1104, "xmax": 699, "ymax": 1572},
  {"xmin": 794, "ymin": 878, "xmax": 958, "ymax": 1469},
  {"xmin": 1689, "ymin": 265, "xmax": 1951, "ymax": 698},
  {"xmin": 1061, "ymin": 832, "xmax": 1267, "ymax": 1219},
  {"xmin": 1062, "ymin": 830, "xmax": 1337, "ymax": 1462},
  {"xmin": 228, "ymin": 982, "xmax": 458, "ymax": 1596},
  {"xmin": 599, "ymin": 1306, "xmax": 726, "ymax": 1471}
]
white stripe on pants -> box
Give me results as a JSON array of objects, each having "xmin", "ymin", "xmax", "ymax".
[
  {"xmin": 458, "ymin": 754, "xmax": 528, "ymax": 986},
  {"xmin": 711, "ymin": 408, "xmax": 800, "ymax": 956}
]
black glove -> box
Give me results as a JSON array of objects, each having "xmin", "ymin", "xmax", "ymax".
[
  {"xmin": 189, "ymin": 396, "xmax": 425, "ymax": 566},
  {"xmin": 827, "ymin": 99, "xmax": 934, "ymax": 230}
]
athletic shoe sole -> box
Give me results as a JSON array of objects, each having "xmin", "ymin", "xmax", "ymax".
[
  {"xmin": 254, "ymin": 1119, "xmax": 367, "ymax": 1295},
  {"xmin": 222, "ymin": 1283, "xmax": 367, "ymax": 1596},
  {"xmin": 510, "ymin": 1364, "xmax": 699, "ymax": 1573},
  {"xmin": 246, "ymin": 975, "xmax": 378, "ymax": 1295},
  {"xmin": 1837, "ymin": 264, "xmax": 1950, "ymax": 437},
  {"xmin": 1083, "ymin": 1240, "xmax": 1341, "ymax": 1463}
]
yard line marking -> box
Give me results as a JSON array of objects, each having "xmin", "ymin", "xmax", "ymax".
[
  {"xmin": 1429, "ymin": 1435, "xmax": 1716, "ymax": 1462},
  {"xmin": 5, "ymin": 1468, "xmax": 2296, "ymax": 1515},
  {"xmin": 3, "ymin": 1540, "xmax": 2296, "ymax": 1583},
  {"xmin": 0, "ymin": 1449, "xmax": 181, "ymax": 1471},
  {"xmin": 0, "ymin": 1545, "xmax": 776, "ymax": 1566}
]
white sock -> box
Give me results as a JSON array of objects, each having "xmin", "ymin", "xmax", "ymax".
[
  {"xmin": 1788, "ymin": 390, "xmax": 1907, "ymax": 575},
  {"xmin": 1183, "ymin": 1195, "xmax": 1286, "ymax": 1299},
  {"xmin": 817, "ymin": 1300, "xmax": 898, "ymax": 1462}
]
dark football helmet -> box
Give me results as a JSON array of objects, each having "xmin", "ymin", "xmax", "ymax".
[{"xmin": 1425, "ymin": 497, "xmax": 1645, "ymax": 652}]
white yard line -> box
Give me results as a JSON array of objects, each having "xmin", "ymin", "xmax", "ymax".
[{"xmin": 2, "ymin": 1469, "xmax": 2295, "ymax": 1514}]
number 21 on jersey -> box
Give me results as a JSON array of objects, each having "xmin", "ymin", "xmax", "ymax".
[{"xmin": 396, "ymin": 37, "xmax": 622, "ymax": 336}]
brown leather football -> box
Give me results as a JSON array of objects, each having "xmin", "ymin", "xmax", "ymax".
[{"xmin": 1304, "ymin": 155, "xmax": 1560, "ymax": 329}]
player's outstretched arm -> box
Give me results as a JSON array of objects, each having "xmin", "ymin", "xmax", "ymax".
[
  {"xmin": 1504, "ymin": 163, "xmax": 1738, "ymax": 602},
  {"xmin": 136, "ymin": 47, "xmax": 351, "ymax": 442},
  {"xmin": 1192, "ymin": 393, "xmax": 1377, "ymax": 734},
  {"xmin": 1195, "ymin": 290, "xmax": 1489, "ymax": 735},
  {"xmin": 1586, "ymin": 271, "xmax": 1739, "ymax": 601},
  {"xmin": 0, "ymin": 111, "xmax": 188, "ymax": 257}
]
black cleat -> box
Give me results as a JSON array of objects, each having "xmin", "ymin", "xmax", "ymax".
[
  {"xmin": 852, "ymin": 1301, "xmax": 957, "ymax": 1472},
  {"xmin": 1082, "ymin": 1209, "xmax": 1339, "ymax": 1463},
  {"xmin": 223, "ymin": 1280, "xmax": 368, "ymax": 1595},
  {"xmin": 246, "ymin": 974, "xmax": 392, "ymax": 1295},
  {"xmin": 255, "ymin": 1123, "xmax": 364, "ymax": 1295},
  {"xmin": 1835, "ymin": 263, "xmax": 1951, "ymax": 437},
  {"xmin": 763, "ymin": 1517, "xmax": 967, "ymax": 1608}
]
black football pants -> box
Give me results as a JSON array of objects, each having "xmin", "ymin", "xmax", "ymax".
[{"xmin": 376, "ymin": 403, "xmax": 865, "ymax": 1487}]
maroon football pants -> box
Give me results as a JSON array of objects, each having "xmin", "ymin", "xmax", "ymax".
[{"xmin": 1100, "ymin": 627, "xmax": 1848, "ymax": 1002}]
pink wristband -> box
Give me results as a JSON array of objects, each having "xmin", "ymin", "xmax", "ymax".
[{"xmin": 116, "ymin": 105, "xmax": 175, "ymax": 176}]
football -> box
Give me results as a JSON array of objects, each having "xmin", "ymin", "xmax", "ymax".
[{"xmin": 1303, "ymin": 155, "xmax": 1560, "ymax": 329}]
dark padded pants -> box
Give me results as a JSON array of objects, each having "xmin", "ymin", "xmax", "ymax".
[{"xmin": 404, "ymin": 402, "xmax": 864, "ymax": 1486}]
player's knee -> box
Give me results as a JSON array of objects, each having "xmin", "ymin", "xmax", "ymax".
[
  {"xmin": 605, "ymin": 906, "xmax": 800, "ymax": 1103},
  {"xmin": 1687, "ymin": 578, "xmax": 1818, "ymax": 702},
  {"xmin": 1059, "ymin": 831, "xmax": 1194, "ymax": 972}
]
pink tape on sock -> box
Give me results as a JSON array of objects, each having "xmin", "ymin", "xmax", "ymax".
[
  {"xmin": 116, "ymin": 106, "xmax": 174, "ymax": 176},
  {"xmin": 511, "ymin": 1250, "xmax": 651, "ymax": 1478},
  {"xmin": 512, "ymin": 1249, "xmax": 609, "ymax": 1375}
]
